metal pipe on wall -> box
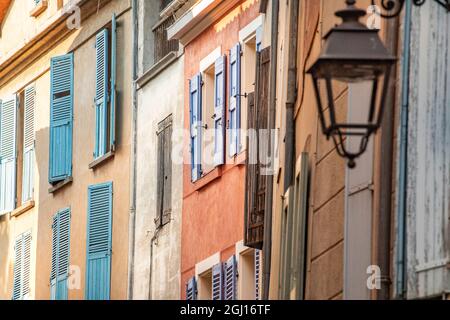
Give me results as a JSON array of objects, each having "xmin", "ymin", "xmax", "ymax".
[
  {"xmin": 376, "ymin": 10, "xmax": 400, "ymax": 301},
  {"xmin": 396, "ymin": 0, "xmax": 412, "ymax": 300},
  {"xmin": 263, "ymin": 0, "xmax": 279, "ymax": 300},
  {"xmin": 127, "ymin": 0, "xmax": 139, "ymax": 300}
]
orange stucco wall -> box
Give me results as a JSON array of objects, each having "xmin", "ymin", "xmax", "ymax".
[{"xmin": 181, "ymin": 0, "xmax": 260, "ymax": 298}]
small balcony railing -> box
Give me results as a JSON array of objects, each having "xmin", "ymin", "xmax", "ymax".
[{"xmin": 153, "ymin": 15, "xmax": 179, "ymax": 65}]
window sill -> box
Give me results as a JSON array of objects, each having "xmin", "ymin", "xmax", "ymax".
[
  {"xmin": 89, "ymin": 151, "xmax": 115, "ymax": 170},
  {"xmin": 30, "ymin": 1, "xmax": 48, "ymax": 18},
  {"xmin": 192, "ymin": 167, "xmax": 223, "ymax": 192},
  {"xmin": 10, "ymin": 201, "xmax": 35, "ymax": 218},
  {"xmin": 49, "ymin": 177, "xmax": 73, "ymax": 194},
  {"xmin": 137, "ymin": 51, "xmax": 180, "ymax": 88}
]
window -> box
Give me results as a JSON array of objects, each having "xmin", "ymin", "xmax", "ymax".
[
  {"xmin": 51, "ymin": 208, "xmax": 71, "ymax": 300},
  {"xmin": 49, "ymin": 53, "xmax": 73, "ymax": 184},
  {"xmin": 195, "ymin": 256, "xmax": 237, "ymax": 300},
  {"xmin": 156, "ymin": 115, "xmax": 172, "ymax": 228},
  {"xmin": 189, "ymin": 54, "xmax": 226, "ymax": 182},
  {"xmin": 153, "ymin": 16, "xmax": 179, "ymax": 65},
  {"xmin": 12, "ymin": 231, "xmax": 32, "ymax": 300},
  {"xmin": 0, "ymin": 95, "xmax": 17, "ymax": 214},
  {"xmin": 86, "ymin": 182, "xmax": 113, "ymax": 300},
  {"xmin": 30, "ymin": 0, "xmax": 48, "ymax": 18},
  {"xmin": 93, "ymin": 15, "xmax": 117, "ymax": 160}
]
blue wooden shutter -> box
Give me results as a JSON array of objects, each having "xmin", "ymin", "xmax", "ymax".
[
  {"xmin": 12, "ymin": 231, "xmax": 31, "ymax": 300},
  {"xmin": 49, "ymin": 53, "xmax": 73, "ymax": 183},
  {"xmin": 110, "ymin": 14, "xmax": 117, "ymax": 151},
  {"xmin": 86, "ymin": 182, "xmax": 113, "ymax": 300},
  {"xmin": 94, "ymin": 29, "xmax": 109, "ymax": 159},
  {"xmin": 212, "ymin": 263, "xmax": 223, "ymax": 300},
  {"xmin": 189, "ymin": 74, "xmax": 202, "ymax": 181},
  {"xmin": 22, "ymin": 85, "xmax": 35, "ymax": 203},
  {"xmin": 186, "ymin": 277, "xmax": 197, "ymax": 300},
  {"xmin": 51, "ymin": 208, "xmax": 71, "ymax": 300},
  {"xmin": 229, "ymin": 43, "xmax": 241, "ymax": 157},
  {"xmin": 214, "ymin": 56, "xmax": 226, "ymax": 166},
  {"xmin": 0, "ymin": 95, "xmax": 17, "ymax": 214},
  {"xmin": 255, "ymin": 250, "xmax": 260, "ymax": 300},
  {"xmin": 224, "ymin": 255, "xmax": 237, "ymax": 300}
]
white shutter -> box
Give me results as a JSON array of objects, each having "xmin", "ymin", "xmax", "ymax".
[{"xmin": 22, "ymin": 85, "xmax": 36, "ymax": 203}]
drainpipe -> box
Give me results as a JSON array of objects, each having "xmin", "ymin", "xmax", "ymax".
[
  {"xmin": 396, "ymin": 0, "xmax": 412, "ymax": 300},
  {"xmin": 263, "ymin": 0, "xmax": 279, "ymax": 300},
  {"xmin": 128, "ymin": 0, "xmax": 139, "ymax": 300},
  {"xmin": 376, "ymin": 12, "xmax": 400, "ymax": 300},
  {"xmin": 283, "ymin": 0, "xmax": 299, "ymax": 193}
]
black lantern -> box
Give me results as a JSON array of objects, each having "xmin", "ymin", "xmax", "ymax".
[{"xmin": 307, "ymin": 0, "xmax": 396, "ymax": 168}]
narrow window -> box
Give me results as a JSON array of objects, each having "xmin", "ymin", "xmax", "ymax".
[{"xmin": 156, "ymin": 115, "xmax": 172, "ymax": 227}]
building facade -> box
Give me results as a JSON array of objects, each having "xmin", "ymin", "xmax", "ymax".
[{"xmin": 0, "ymin": 0, "xmax": 132, "ymax": 300}]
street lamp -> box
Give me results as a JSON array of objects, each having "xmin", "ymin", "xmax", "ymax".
[
  {"xmin": 307, "ymin": 0, "xmax": 396, "ymax": 168},
  {"xmin": 372, "ymin": 0, "xmax": 450, "ymax": 18}
]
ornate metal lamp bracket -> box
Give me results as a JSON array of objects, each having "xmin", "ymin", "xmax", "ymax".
[{"xmin": 371, "ymin": 0, "xmax": 450, "ymax": 18}]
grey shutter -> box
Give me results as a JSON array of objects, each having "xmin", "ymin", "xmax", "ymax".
[
  {"xmin": 22, "ymin": 85, "xmax": 36, "ymax": 203},
  {"xmin": 224, "ymin": 255, "xmax": 237, "ymax": 300},
  {"xmin": 156, "ymin": 115, "xmax": 172, "ymax": 227},
  {"xmin": 12, "ymin": 231, "xmax": 31, "ymax": 300},
  {"xmin": 212, "ymin": 263, "xmax": 223, "ymax": 300},
  {"xmin": 0, "ymin": 95, "xmax": 18, "ymax": 214},
  {"xmin": 214, "ymin": 55, "xmax": 226, "ymax": 166}
]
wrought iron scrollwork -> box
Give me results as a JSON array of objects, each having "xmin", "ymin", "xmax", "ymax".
[{"xmin": 371, "ymin": 0, "xmax": 450, "ymax": 18}]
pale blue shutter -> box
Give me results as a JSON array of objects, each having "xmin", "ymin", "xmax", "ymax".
[
  {"xmin": 49, "ymin": 53, "xmax": 73, "ymax": 183},
  {"xmin": 22, "ymin": 85, "xmax": 35, "ymax": 203},
  {"xmin": 212, "ymin": 263, "xmax": 223, "ymax": 300},
  {"xmin": 186, "ymin": 277, "xmax": 197, "ymax": 300},
  {"xmin": 86, "ymin": 182, "xmax": 113, "ymax": 300},
  {"xmin": 94, "ymin": 29, "xmax": 109, "ymax": 159},
  {"xmin": 189, "ymin": 74, "xmax": 202, "ymax": 181},
  {"xmin": 214, "ymin": 56, "xmax": 226, "ymax": 166},
  {"xmin": 12, "ymin": 231, "xmax": 31, "ymax": 300},
  {"xmin": 255, "ymin": 250, "xmax": 260, "ymax": 300},
  {"xmin": 110, "ymin": 14, "xmax": 117, "ymax": 151},
  {"xmin": 0, "ymin": 95, "xmax": 17, "ymax": 214},
  {"xmin": 229, "ymin": 43, "xmax": 241, "ymax": 156},
  {"xmin": 51, "ymin": 208, "xmax": 71, "ymax": 300},
  {"xmin": 224, "ymin": 255, "xmax": 237, "ymax": 300}
]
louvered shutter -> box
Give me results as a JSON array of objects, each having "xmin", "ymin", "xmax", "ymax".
[
  {"xmin": 0, "ymin": 95, "xmax": 17, "ymax": 214},
  {"xmin": 51, "ymin": 208, "xmax": 71, "ymax": 300},
  {"xmin": 94, "ymin": 29, "xmax": 109, "ymax": 159},
  {"xmin": 186, "ymin": 277, "xmax": 197, "ymax": 300},
  {"xmin": 86, "ymin": 182, "xmax": 113, "ymax": 300},
  {"xmin": 189, "ymin": 74, "xmax": 202, "ymax": 181},
  {"xmin": 22, "ymin": 85, "xmax": 35, "ymax": 203},
  {"xmin": 255, "ymin": 250, "xmax": 260, "ymax": 300},
  {"xmin": 214, "ymin": 56, "xmax": 226, "ymax": 166},
  {"xmin": 212, "ymin": 263, "xmax": 223, "ymax": 300},
  {"xmin": 12, "ymin": 231, "xmax": 31, "ymax": 300},
  {"xmin": 224, "ymin": 255, "xmax": 237, "ymax": 300},
  {"xmin": 110, "ymin": 14, "xmax": 117, "ymax": 151},
  {"xmin": 229, "ymin": 43, "xmax": 241, "ymax": 157},
  {"xmin": 49, "ymin": 53, "xmax": 73, "ymax": 183}
]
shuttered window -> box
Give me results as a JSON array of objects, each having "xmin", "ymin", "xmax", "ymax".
[
  {"xmin": 229, "ymin": 43, "xmax": 241, "ymax": 157},
  {"xmin": 93, "ymin": 14, "xmax": 117, "ymax": 159},
  {"xmin": 22, "ymin": 85, "xmax": 35, "ymax": 203},
  {"xmin": 156, "ymin": 115, "xmax": 172, "ymax": 228},
  {"xmin": 50, "ymin": 208, "xmax": 71, "ymax": 300},
  {"xmin": 49, "ymin": 53, "xmax": 73, "ymax": 183},
  {"xmin": 12, "ymin": 231, "xmax": 31, "ymax": 300},
  {"xmin": 0, "ymin": 95, "xmax": 17, "ymax": 214},
  {"xmin": 213, "ymin": 56, "xmax": 226, "ymax": 166},
  {"xmin": 245, "ymin": 47, "xmax": 271, "ymax": 249},
  {"xmin": 224, "ymin": 255, "xmax": 237, "ymax": 300},
  {"xmin": 212, "ymin": 263, "xmax": 223, "ymax": 300},
  {"xmin": 189, "ymin": 74, "xmax": 202, "ymax": 182},
  {"xmin": 186, "ymin": 277, "xmax": 197, "ymax": 300},
  {"xmin": 86, "ymin": 182, "xmax": 113, "ymax": 300}
]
